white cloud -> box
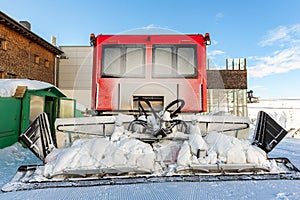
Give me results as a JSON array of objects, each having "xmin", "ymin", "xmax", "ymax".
[
  {"xmin": 259, "ymin": 24, "xmax": 300, "ymax": 47},
  {"xmin": 248, "ymin": 47, "xmax": 300, "ymax": 77},
  {"xmin": 249, "ymin": 23, "xmax": 300, "ymax": 78},
  {"xmin": 251, "ymin": 85, "xmax": 268, "ymax": 91},
  {"xmin": 259, "ymin": 26, "xmax": 289, "ymax": 47},
  {"xmin": 215, "ymin": 12, "xmax": 224, "ymax": 19},
  {"xmin": 208, "ymin": 50, "xmax": 225, "ymax": 57},
  {"xmin": 211, "ymin": 40, "xmax": 218, "ymax": 45}
]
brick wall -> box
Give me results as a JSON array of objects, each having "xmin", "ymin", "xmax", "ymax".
[
  {"xmin": 207, "ymin": 69, "xmax": 247, "ymax": 89},
  {"xmin": 0, "ymin": 24, "xmax": 56, "ymax": 84}
]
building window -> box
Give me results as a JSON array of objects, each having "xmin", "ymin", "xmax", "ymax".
[
  {"xmin": 6, "ymin": 73, "xmax": 17, "ymax": 79},
  {"xmin": 0, "ymin": 71, "xmax": 16, "ymax": 79},
  {"xmin": 0, "ymin": 39, "xmax": 7, "ymax": 50},
  {"xmin": 0, "ymin": 71, "xmax": 5, "ymax": 79},
  {"xmin": 34, "ymin": 55, "xmax": 40, "ymax": 64},
  {"xmin": 44, "ymin": 60, "xmax": 49, "ymax": 68}
]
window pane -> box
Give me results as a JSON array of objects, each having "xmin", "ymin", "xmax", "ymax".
[
  {"xmin": 59, "ymin": 99, "xmax": 75, "ymax": 118},
  {"xmin": 153, "ymin": 48, "xmax": 173, "ymax": 76},
  {"xmin": 30, "ymin": 95, "xmax": 44, "ymax": 122},
  {"xmin": 45, "ymin": 60, "xmax": 49, "ymax": 68},
  {"xmin": 125, "ymin": 47, "xmax": 144, "ymax": 76},
  {"xmin": 177, "ymin": 48, "xmax": 195, "ymax": 75},
  {"xmin": 103, "ymin": 48, "xmax": 122, "ymax": 76},
  {"xmin": 34, "ymin": 55, "xmax": 40, "ymax": 64},
  {"xmin": 0, "ymin": 39, "xmax": 6, "ymax": 50}
]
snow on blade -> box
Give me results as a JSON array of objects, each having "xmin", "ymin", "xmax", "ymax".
[
  {"xmin": 37, "ymin": 117, "xmax": 288, "ymax": 179},
  {"xmin": 43, "ymin": 137, "xmax": 158, "ymax": 178}
]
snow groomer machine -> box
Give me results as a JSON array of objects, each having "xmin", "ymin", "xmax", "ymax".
[{"xmin": 2, "ymin": 32, "xmax": 299, "ymax": 192}]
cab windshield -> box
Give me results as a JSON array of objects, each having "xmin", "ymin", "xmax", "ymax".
[{"xmin": 101, "ymin": 44, "xmax": 197, "ymax": 78}]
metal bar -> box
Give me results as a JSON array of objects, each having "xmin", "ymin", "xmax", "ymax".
[{"xmin": 3, "ymin": 166, "xmax": 299, "ymax": 192}]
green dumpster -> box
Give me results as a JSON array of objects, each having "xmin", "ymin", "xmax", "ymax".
[{"xmin": 0, "ymin": 86, "xmax": 76, "ymax": 149}]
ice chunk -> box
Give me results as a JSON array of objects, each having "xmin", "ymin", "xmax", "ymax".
[
  {"xmin": 110, "ymin": 125, "xmax": 125, "ymax": 142},
  {"xmin": 192, "ymin": 155, "xmax": 199, "ymax": 164},
  {"xmin": 153, "ymin": 141, "xmax": 182, "ymax": 163},
  {"xmin": 110, "ymin": 114, "xmax": 132, "ymax": 142},
  {"xmin": 205, "ymin": 131, "xmax": 232, "ymax": 161},
  {"xmin": 118, "ymin": 138, "xmax": 156, "ymax": 170},
  {"xmin": 226, "ymin": 145, "xmax": 246, "ymax": 164},
  {"xmin": 246, "ymin": 145, "xmax": 267, "ymax": 165},
  {"xmin": 188, "ymin": 123, "xmax": 208, "ymax": 155},
  {"xmin": 205, "ymin": 150, "xmax": 218, "ymax": 164},
  {"xmin": 147, "ymin": 114, "xmax": 160, "ymax": 131},
  {"xmin": 101, "ymin": 144, "xmax": 127, "ymax": 168},
  {"xmin": 162, "ymin": 111, "xmax": 171, "ymax": 121},
  {"xmin": 177, "ymin": 141, "xmax": 192, "ymax": 166}
]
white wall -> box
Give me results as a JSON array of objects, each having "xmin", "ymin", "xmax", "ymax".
[{"xmin": 58, "ymin": 46, "xmax": 93, "ymax": 109}]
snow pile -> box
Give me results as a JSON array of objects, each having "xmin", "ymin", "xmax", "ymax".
[
  {"xmin": 153, "ymin": 141, "xmax": 182, "ymax": 164},
  {"xmin": 44, "ymin": 137, "xmax": 158, "ymax": 177},
  {"xmin": 41, "ymin": 120, "xmax": 273, "ymax": 178},
  {"xmin": 177, "ymin": 123, "xmax": 267, "ymax": 166},
  {"xmin": 204, "ymin": 131, "xmax": 267, "ymax": 165},
  {"xmin": 0, "ymin": 79, "xmax": 55, "ymax": 97}
]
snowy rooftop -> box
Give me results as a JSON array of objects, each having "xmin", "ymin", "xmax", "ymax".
[{"xmin": 0, "ymin": 79, "xmax": 55, "ymax": 97}]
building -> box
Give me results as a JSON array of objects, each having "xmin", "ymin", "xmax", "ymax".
[
  {"xmin": 207, "ymin": 58, "xmax": 248, "ymax": 116},
  {"xmin": 0, "ymin": 11, "xmax": 63, "ymax": 84},
  {"xmin": 58, "ymin": 46, "xmax": 93, "ymax": 108}
]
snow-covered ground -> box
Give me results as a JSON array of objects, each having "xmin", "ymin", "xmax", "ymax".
[{"xmin": 0, "ymin": 100, "xmax": 299, "ymax": 199}]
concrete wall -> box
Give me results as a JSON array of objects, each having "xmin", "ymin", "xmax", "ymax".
[{"xmin": 58, "ymin": 46, "xmax": 93, "ymax": 109}]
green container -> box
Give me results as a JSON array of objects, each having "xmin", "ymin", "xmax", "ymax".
[
  {"xmin": 0, "ymin": 86, "xmax": 76, "ymax": 149},
  {"xmin": 0, "ymin": 98, "xmax": 21, "ymax": 148}
]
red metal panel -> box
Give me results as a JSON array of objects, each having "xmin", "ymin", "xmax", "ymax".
[{"xmin": 92, "ymin": 34, "xmax": 208, "ymax": 112}]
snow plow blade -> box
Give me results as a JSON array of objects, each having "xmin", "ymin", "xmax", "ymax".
[
  {"xmin": 2, "ymin": 159, "xmax": 300, "ymax": 192},
  {"xmin": 19, "ymin": 113, "xmax": 55, "ymax": 161},
  {"xmin": 252, "ymin": 111, "xmax": 288, "ymax": 153},
  {"xmin": 6, "ymin": 109, "xmax": 298, "ymax": 193}
]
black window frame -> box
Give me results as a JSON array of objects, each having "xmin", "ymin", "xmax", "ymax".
[
  {"xmin": 101, "ymin": 44, "xmax": 146, "ymax": 78},
  {"xmin": 152, "ymin": 44, "xmax": 198, "ymax": 78}
]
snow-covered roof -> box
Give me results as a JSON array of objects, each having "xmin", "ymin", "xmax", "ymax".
[{"xmin": 0, "ymin": 79, "xmax": 59, "ymax": 97}]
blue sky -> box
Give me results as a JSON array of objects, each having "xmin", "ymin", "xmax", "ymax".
[{"xmin": 1, "ymin": 0, "xmax": 300, "ymax": 99}]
